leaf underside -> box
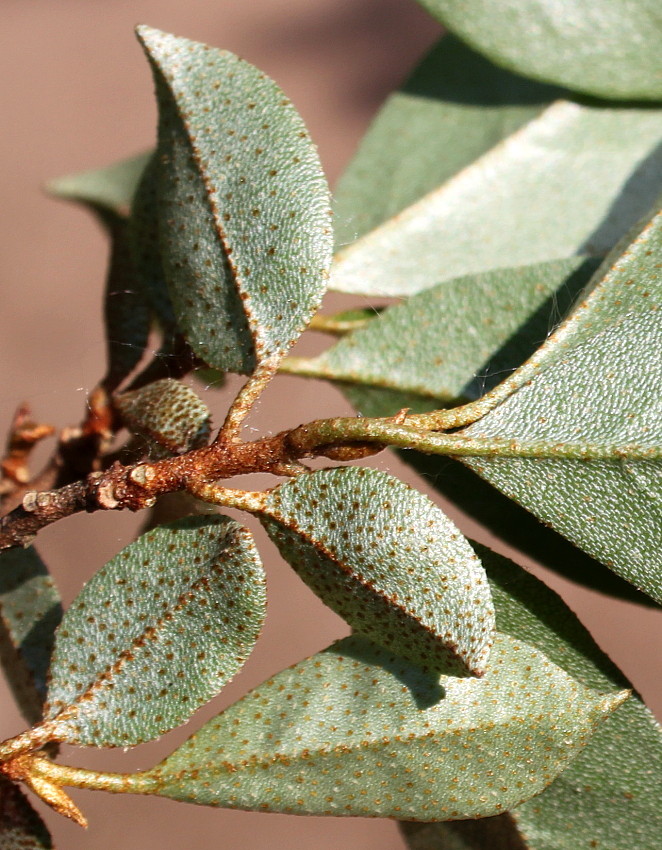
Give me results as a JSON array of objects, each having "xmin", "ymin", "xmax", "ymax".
[
  {"xmin": 463, "ymin": 204, "xmax": 662, "ymax": 601},
  {"xmin": 259, "ymin": 466, "xmax": 495, "ymax": 676},
  {"xmin": 142, "ymin": 631, "xmax": 623, "ymax": 820},
  {"xmin": 44, "ymin": 516, "xmax": 266, "ymax": 747},
  {"xmin": 137, "ymin": 26, "xmax": 333, "ymax": 374}
]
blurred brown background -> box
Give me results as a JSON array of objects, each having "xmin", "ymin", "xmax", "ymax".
[{"xmin": 1, "ymin": 2, "xmax": 660, "ymax": 848}]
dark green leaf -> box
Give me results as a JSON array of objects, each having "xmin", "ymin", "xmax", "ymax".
[
  {"xmin": 334, "ymin": 34, "xmax": 560, "ymax": 247},
  {"xmin": 42, "ymin": 516, "xmax": 266, "ymax": 747},
  {"xmin": 462, "ymin": 204, "xmax": 662, "ymax": 601},
  {"xmin": 47, "ymin": 151, "xmax": 151, "ymax": 218},
  {"xmin": 400, "ymin": 816, "xmax": 525, "ymax": 850},
  {"xmin": 128, "ymin": 153, "xmax": 177, "ymax": 331},
  {"xmin": 102, "ymin": 215, "xmax": 151, "ymax": 390},
  {"xmin": 291, "ymin": 258, "xmax": 595, "ymax": 404},
  {"xmin": 0, "ymin": 777, "xmax": 53, "ymax": 849},
  {"xmin": 137, "ymin": 26, "xmax": 333, "ymax": 373},
  {"xmin": 331, "ymin": 100, "xmax": 662, "ymax": 295},
  {"xmin": 418, "ymin": 0, "xmax": 662, "ymax": 101},
  {"xmin": 0, "ymin": 547, "xmax": 62, "ymax": 724},
  {"xmin": 478, "ymin": 544, "xmax": 662, "ymax": 849},
  {"xmin": 141, "ymin": 631, "xmax": 625, "ymax": 819},
  {"xmin": 259, "ymin": 466, "xmax": 494, "ymax": 675},
  {"xmin": 115, "ymin": 378, "xmax": 211, "ymax": 455}
]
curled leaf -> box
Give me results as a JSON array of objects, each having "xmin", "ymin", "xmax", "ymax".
[
  {"xmin": 259, "ymin": 466, "xmax": 494, "ymax": 676},
  {"xmin": 137, "ymin": 26, "xmax": 333, "ymax": 373},
  {"xmin": 115, "ymin": 378, "xmax": 211, "ymax": 455}
]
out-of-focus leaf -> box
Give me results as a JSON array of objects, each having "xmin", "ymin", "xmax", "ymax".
[
  {"xmin": 0, "ymin": 547, "xmax": 62, "ymax": 725},
  {"xmin": 0, "ymin": 776, "xmax": 53, "ymax": 849},
  {"xmin": 47, "ymin": 151, "xmax": 151, "ymax": 218},
  {"xmin": 334, "ymin": 34, "xmax": 560, "ymax": 247},
  {"xmin": 115, "ymin": 377, "xmax": 211, "ymax": 455},
  {"xmin": 418, "ymin": 0, "xmax": 662, "ymax": 101},
  {"xmin": 140, "ymin": 632, "xmax": 626, "ymax": 819},
  {"xmin": 48, "ymin": 156, "xmax": 152, "ymax": 387},
  {"xmin": 478, "ymin": 544, "xmax": 662, "ymax": 849},
  {"xmin": 42, "ymin": 516, "xmax": 266, "ymax": 747},
  {"xmin": 462, "ymin": 204, "xmax": 662, "ymax": 602},
  {"xmin": 128, "ymin": 153, "xmax": 178, "ymax": 331},
  {"xmin": 137, "ymin": 26, "xmax": 333, "ymax": 373},
  {"xmin": 259, "ymin": 466, "xmax": 494, "ymax": 675},
  {"xmin": 331, "ymin": 100, "xmax": 662, "ymax": 295},
  {"xmin": 290, "ymin": 258, "xmax": 594, "ymax": 403},
  {"xmin": 400, "ymin": 816, "xmax": 525, "ymax": 850},
  {"xmin": 102, "ymin": 215, "xmax": 150, "ymax": 390}
]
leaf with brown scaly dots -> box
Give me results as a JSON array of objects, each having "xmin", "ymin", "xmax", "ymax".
[
  {"xmin": 478, "ymin": 544, "xmax": 662, "ymax": 850},
  {"xmin": 115, "ymin": 378, "xmax": 212, "ymax": 456},
  {"xmin": 41, "ymin": 516, "xmax": 266, "ymax": 747},
  {"xmin": 136, "ymin": 26, "xmax": 333, "ymax": 374},
  {"xmin": 258, "ymin": 466, "xmax": 494, "ymax": 676},
  {"xmin": 462, "ymin": 202, "xmax": 662, "ymax": 602},
  {"xmin": 140, "ymin": 631, "xmax": 626, "ymax": 820},
  {"xmin": 0, "ymin": 547, "xmax": 62, "ymax": 725},
  {"xmin": 0, "ymin": 776, "xmax": 53, "ymax": 849}
]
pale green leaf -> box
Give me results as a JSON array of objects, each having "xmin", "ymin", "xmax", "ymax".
[
  {"xmin": 0, "ymin": 777, "xmax": 53, "ymax": 849},
  {"xmin": 340, "ymin": 387, "xmax": 656, "ymax": 605},
  {"xmin": 462, "ymin": 203, "xmax": 662, "ymax": 601},
  {"xmin": 290, "ymin": 258, "xmax": 594, "ymax": 404},
  {"xmin": 115, "ymin": 378, "xmax": 211, "ymax": 455},
  {"xmin": 47, "ymin": 151, "xmax": 151, "ymax": 218},
  {"xmin": 331, "ymin": 100, "xmax": 662, "ymax": 295},
  {"xmin": 0, "ymin": 547, "xmax": 62, "ymax": 725},
  {"xmin": 43, "ymin": 516, "xmax": 266, "ymax": 747},
  {"xmin": 334, "ymin": 34, "xmax": 559, "ymax": 247},
  {"xmin": 418, "ymin": 0, "xmax": 662, "ymax": 101},
  {"xmin": 478, "ymin": 544, "xmax": 662, "ymax": 849},
  {"xmin": 137, "ymin": 26, "xmax": 333, "ymax": 373},
  {"xmin": 259, "ymin": 466, "xmax": 494, "ymax": 676},
  {"xmin": 140, "ymin": 631, "xmax": 625, "ymax": 819}
]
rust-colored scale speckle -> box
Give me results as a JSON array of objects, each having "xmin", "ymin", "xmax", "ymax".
[
  {"xmin": 259, "ymin": 467, "xmax": 494, "ymax": 675},
  {"xmin": 44, "ymin": 516, "xmax": 266, "ymax": 748},
  {"xmin": 142, "ymin": 632, "xmax": 623, "ymax": 821},
  {"xmin": 136, "ymin": 26, "xmax": 333, "ymax": 375}
]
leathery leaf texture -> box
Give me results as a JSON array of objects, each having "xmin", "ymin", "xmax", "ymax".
[
  {"xmin": 463, "ymin": 203, "xmax": 662, "ymax": 602},
  {"xmin": 475, "ymin": 544, "xmax": 662, "ymax": 850},
  {"xmin": 140, "ymin": 631, "xmax": 625, "ymax": 820},
  {"xmin": 333, "ymin": 33, "xmax": 560, "ymax": 248},
  {"xmin": 330, "ymin": 99, "xmax": 662, "ymax": 296},
  {"xmin": 115, "ymin": 378, "xmax": 212, "ymax": 455},
  {"xmin": 418, "ymin": 0, "xmax": 662, "ymax": 101},
  {"xmin": 395, "ymin": 545, "xmax": 662, "ymax": 849},
  {"xmin": 43, "ymin": 516, "xmax": 266, "ymax": 747},
  {"xmin": 258, "ymin": 467, "xmax": 494, "ymax": 676},
  {"xmin": 291, "ymin": 258, "xmax": 595, "ymax": 404},
  {"xmin": 137, "ymin": 26, "xmax": 333, "ymax": 374}
]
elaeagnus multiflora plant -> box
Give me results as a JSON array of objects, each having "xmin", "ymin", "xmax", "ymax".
[{"xmin": 2, "ymin": 2, "xmax": 662, "ymax": 848}]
